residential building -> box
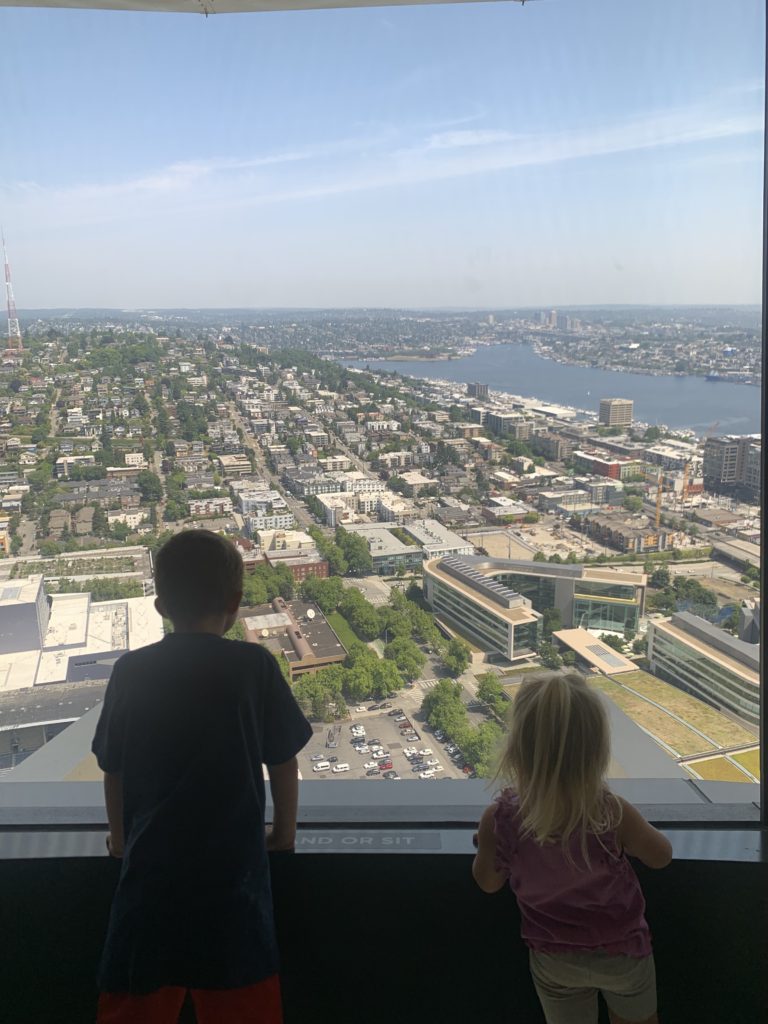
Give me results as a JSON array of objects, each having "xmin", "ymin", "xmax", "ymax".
[
  {"xmin": 343, "ymin": 525, "xmax": 424, "ymax": 576},
  {"xmin": 702, "ymin": 435, "xmax": 761, "ymax": 500},
  {"xmin": 402, "ymin": 519, "xmax": 475, "ymax": 560},
  {"xmin": 467, "ymin": 382, "xmax": 489, "ymax": 400}
]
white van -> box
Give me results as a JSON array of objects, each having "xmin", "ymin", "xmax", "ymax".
[
  {"xmin": 312, "ymin": 761, "xmax": 331, "ymax": 773},
  {"xmin": 331, "ymin": 763, "xmax": 351, "ymax": 773}
]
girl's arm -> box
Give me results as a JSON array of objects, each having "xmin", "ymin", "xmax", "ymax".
[
  {"xmin": 617, "ymin": 797, "xmax": 673, "ymax": 868},
  {"xmin": 472, "ymin": 804, "xmax": 508, "ymax": 893}
]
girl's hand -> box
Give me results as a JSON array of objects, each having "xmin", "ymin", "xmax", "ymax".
[{"xmin": 471, "ymin": 805, "xmax": 507, "ymax": 893}]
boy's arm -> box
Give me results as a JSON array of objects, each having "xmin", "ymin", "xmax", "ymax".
[
  {"xmin": 617, "ymin": 796, "xmax": 673, "ymax": 868},
  {"xmin": 266, "ymin": 756, "xmax": 299, "ymax": 852},
  {"xmin": 472, "ymin": 804, "xmax": 508, "ymax": 893},
  {"xmin": 104, "ymin": 771, "xmax": 125, "ymax": 858}
]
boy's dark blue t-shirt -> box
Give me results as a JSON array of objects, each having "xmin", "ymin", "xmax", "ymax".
[{"xmin": 92, "ymin": 632, "xmax": 312, "ymax": 994}]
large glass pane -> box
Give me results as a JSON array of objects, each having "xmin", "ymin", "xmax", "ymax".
[{"xmin": 0, "ymin": 0, "xmax": 761, "ymax": 812}]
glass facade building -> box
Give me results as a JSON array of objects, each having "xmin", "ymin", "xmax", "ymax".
[
  {"xmin": 423, "ymin": 560, "xmax": 542, "ymax": 661},
  {"xmin": 648, "ymin": 613, "xmax": 760, "ymax": 728}
]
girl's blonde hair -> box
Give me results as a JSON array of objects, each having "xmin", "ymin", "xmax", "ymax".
[{"xmin": 495, "ymin": 670, "xmax": 621, "ymax": 863}]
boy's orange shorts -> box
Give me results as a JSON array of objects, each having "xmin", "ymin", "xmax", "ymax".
[{"xmin": 96, "ymin": 973, "xmax": 282, "ymax": 1024}]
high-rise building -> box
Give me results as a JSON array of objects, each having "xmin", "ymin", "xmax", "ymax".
[
  {"xmin": 599, "ymin": 398, "xmax": 634, "ymax": 428},
  {"xmin": 467, "ymin": 382, "xmax": 489, "ymax": 400},
  {"xmin": 703, "ymin": 436, "xmax": 761, "ymax": 499}
]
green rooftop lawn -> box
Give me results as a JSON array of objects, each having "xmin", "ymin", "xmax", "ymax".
[
  {"xmin": 731, "ymin": 748, "xmax": 761, "ymax": 780},
  {"xmin": 614, "ymin": 670, "xmax": 757, "ymax": 748},
  {"xmin": 685, "ymin": 756, "xmax": 753, "ymax": 783},
  {"xmin": 589, "ymin": 676, "xmax": 716, "ymax": 757},
  {"xmin": 327, "ymin": 612, "xmax": 358, "ymax": 652}
]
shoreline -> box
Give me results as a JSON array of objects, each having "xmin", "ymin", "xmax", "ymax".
[{"xmin": 339, "ymin": 340, "xmax": 761, "ymax": 386}]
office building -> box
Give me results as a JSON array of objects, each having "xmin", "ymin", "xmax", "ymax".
[
  {"xmin": 402, "ymin": 519, "xmax": 475, "ymax": 560},
  {"xmin": 599, "ymin": 398, "xmax": 634, "ymax": 428},
  {"xmin": 423, "ymin": 557, "xmax": 542, "ymax": 661},
  {"xmin": 648, "ymin": 612, "xmax": 760, "ymax": 727},
  {"xmin": 242, "ymin": 597, "xmax": 346, "ymax": 679},
  {"xmin": 467, "ymin": 382, "xmax": 489, "ymax": 400}
]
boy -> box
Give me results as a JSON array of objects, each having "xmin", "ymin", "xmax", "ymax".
[{"xmin": 92, "ymin": 529, "xmax": 312, "ymax": 1024}]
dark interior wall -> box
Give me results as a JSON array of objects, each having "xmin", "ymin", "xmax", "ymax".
[{"xmin": 1, "ymin": 853, "xmax": 765, "ymax": 1024}]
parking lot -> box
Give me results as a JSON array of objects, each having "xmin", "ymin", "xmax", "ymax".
[{"xmin": 298, "ymin": 701, "xmax": 470, "ymax": 782}]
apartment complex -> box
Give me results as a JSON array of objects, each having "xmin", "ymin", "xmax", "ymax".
[
  {"xmin": 647, "ymin": 612, "xmax": 760, "ymax": 728},
  {"xmin": 702, "ymin": 435, "xmax": 761, "ymax": 500}
]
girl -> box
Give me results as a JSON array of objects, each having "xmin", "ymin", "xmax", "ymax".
[{"xmin": 472, "ymin": 670, "xmax": 672, "ymax": 1024}]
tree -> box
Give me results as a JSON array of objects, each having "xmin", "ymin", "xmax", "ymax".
[
  {"xmin": 339, "ymin": 588, "xmax": 380, "ymax": 640},
  {"xmin": 533, "ymin": 550, "xmax": 547, "ymax": 562},
  {"xmin": 476, "ymin": 672, "xmax": 506, "ymax": 717},
  {"xmin": 561, "ymin": 651, "xmax": 577, "ymax": 666},
  {"xmin": 371, "ymin": 659, "xmax": 403, "ymax": 698},
  {"xmin": 523, "ymin": 511, "xmax": 539, "ymax": 524},
  {"xmin": 623, "ymin": 495, "xmax": 643, "ymax": 513},
  {"xmin": 598, "ymin": 633, "xmax": 626, "ymax": 652},
  {"xmin": 542, "ymin": 607, "xmax": 563, "ymax": 639},
  {"xmin": 384, "ymin": 637, "xmax": 426, "ymax": 681},
  {"xmin": 224, "ymin": 618, "xmax": 246, "ymax": 641},
  {"xmin": 538, "ymin": 641, "xmax": 562, "ymax": 670},
  {"xmin": 335, "ymin": 527, "xmax": 374, "ymax": 576},
  {"xmin": 300, "ymin": 575, "xmax": 343, "ymax": 613},
  {"xmin": 441, "ymin": 637, "xmax": 471, "ymax": 677},
  {"xmin": 137, "ymin": 470, "xmax": 163, "ymax": 504},
  {"xmin": 650, "ymin": 565, "xmax": 671, "ymax": 589}
]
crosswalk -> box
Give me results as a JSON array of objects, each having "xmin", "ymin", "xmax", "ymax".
[{"xmin": 419, "ymin": 678, "xmax": 439, "ymax": 691}]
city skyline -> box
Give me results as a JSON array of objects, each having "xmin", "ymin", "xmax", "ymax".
[{"xmin": 0, "ymin": 0, "xmax": 764, "ymax": 308}]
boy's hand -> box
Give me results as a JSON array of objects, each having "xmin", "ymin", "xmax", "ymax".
[
  {"xmin": 106, "ymin": 833, "xmax": 124, "ymax": 859},
  {"xmin": 266, "ymin": 825, "xmax": 296, "ymax": 853}
]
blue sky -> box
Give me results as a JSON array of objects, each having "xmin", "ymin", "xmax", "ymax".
[{"xmin": 0, "ymin": 0, "xmax": 764, "ymax": 308}]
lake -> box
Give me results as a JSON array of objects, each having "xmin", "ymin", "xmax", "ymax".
[{"xmin": 343, "ymin": 344, "xmax": 762, "ymax": 435}]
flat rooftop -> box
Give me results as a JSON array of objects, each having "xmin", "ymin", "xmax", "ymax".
[
  {"xmin": 654, "ymin": 617, "xmax": 759, "ymax": 687},
  {"xmin": 344, "ymin": 525, "xmax": 414, "ymax": 557},
  {"xmin": 425, "ymin": 559, "xmax": 539, "ymax": 627},
  {"xmin": 553, "ymin": 628, "xmax": 638, "ymax": 675}
]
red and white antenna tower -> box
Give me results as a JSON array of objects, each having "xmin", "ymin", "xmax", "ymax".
[{"xmin": 2, "ymin": 231, "xmax": 23, "ymax": 353}]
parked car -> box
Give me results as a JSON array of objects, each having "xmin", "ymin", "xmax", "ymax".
[
  {"xmin": 379, "ymin": 760, "xmax": 393, "ymax": 770},
  {"xmin": 367, "ymin": 704, "xmax": 380, "ymax": 711},
  {"xmin": 364, "ymin": 761, "xmax": 379, "ymax": 770},
  {"xmin": 379, "ymin": 702, "xmax": 392, "ymax": 709},
  {"xmin": 332, "ymin": 763, "xmax": 351, "ymax": 774},
  {"xmin": 366, "ymin": 769, "xmax": 380, "ymax": 777},
  {"xmin": 419, "ymin": 770, "xmax": 436, "ymax": 779},
  {"xmin": 388, "ymin": 709, "xmax": 403, "ymax": 717},
  {"xmin": 354, "ymin": 706, "xmax": 366, "ymax": 713},
  {"xmin": 418, "ymin": 748, "xmax": 433, "ymax": 756},
  {"xmin": 328, "ymin": 756, "xmax": 339, "ymax": 763},
  {"xmin": 310, "ymin": 753, "xmax": 326, "ymax": 761},
  {"xmin": 403, "ymin": 747, "xmax": 417, "ymax": 756},
  {"xmin": 312, "ymin": 762, "xmax": 331, "ymax": 773},
  {"xmin": 426, "ymin": 759, "xmax": 439, "ymax": 767},
  {"xmin": 394, "ymin": 715, "xmax": 407, "ymax": 723},
  {"xmin": 382, "ymin": 770, "xmax": 399, "ymax": 779}
]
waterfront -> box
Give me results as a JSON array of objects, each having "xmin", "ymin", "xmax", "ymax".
[{"xmin": 344, "ymin": 344, "xmax": 762, "ymax": 434}]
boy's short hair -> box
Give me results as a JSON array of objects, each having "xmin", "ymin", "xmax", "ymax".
[{"xmin": 155, "ymin": 530, "xmax": 243, "ymax": 623}]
